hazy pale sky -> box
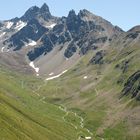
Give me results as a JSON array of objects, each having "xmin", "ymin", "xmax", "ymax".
[{"xmin": 0, "ymin": 0, "xmax": 139, "ymax": 31}]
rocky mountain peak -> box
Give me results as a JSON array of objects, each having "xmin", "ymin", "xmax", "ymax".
[
  {"xmin": 39, "ymin": 3, "xmax": 52, "ymax": 21},
  {"xmin": 78, "ymin": 9, "xmax": 92, "ymax": 18},
  {"xmin": 21, "ymin": 3, "xmax": 52, "ymax": 21},
  {"xmin": 27, "ymin": 6, "xmax": 39, "ymax": 15},
  {"xmin": 67, "ymin": 10, "xmax": 77, "ymax": 19},
  {"xmin": 21, "ymin": 6, "xmax": 39, "ymax": 21},
  {"xmin": 114, "ymin": 26, "xmax": 124, "ymax": 32},
  {"xmin": 40, "ymin": 3, "xmax": 50, "ymax": 13},
  {"xmin": 128, "ymin": 25, "xmax": 140, "ymax": 33}
]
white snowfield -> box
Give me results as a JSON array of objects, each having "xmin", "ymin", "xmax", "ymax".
[
  {"xmin": 46, "ymin": 23, "xmax": 56, "ymax": 29},
  {"xmin": 15, "ymin": 20, "xmax": 27, "ymax": 31},
  {"xmin": 46, "ymin": 70, "xmax": 68, "ymax": 81},
  {"xmin": 6, "ymin": 21, "xmax": 13, "ymax": 29},
  {"xmin": 26, "ymin": 40, "xmax": 37, "ymax": 46},
  {"xmin": 29, "ymin": 62, "xmax": 39, "ymax": 76},
  {"xmin": 0, "ymin": 32, "xmax": 6, "ymax": 38}
]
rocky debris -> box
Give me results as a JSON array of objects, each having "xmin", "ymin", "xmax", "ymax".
[
  {"xmin": 121, "ymin": 71, "xmax": 140, "ymax": 100},
  {"xmin": 89, "ymin": 50, "xmax": 106, "ymax": 65}
]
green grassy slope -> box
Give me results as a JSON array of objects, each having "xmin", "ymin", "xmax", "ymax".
[{"xmin": 0, "ymin": 67, "xmax": 93, "ymax": 140}]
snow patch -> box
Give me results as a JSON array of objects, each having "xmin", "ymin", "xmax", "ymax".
[
  {"xmin": 36, "ymin": 73, "xmax": 39, "ymax": 76},
  {"xmin": 15, "ymin": 20, "xmax": 27, "ymax": 31},
  {"xmin": 29, "ymin": 62, "xmax": 39, "ymax": 76},
  {"xmin": 1, "ymin": 47, "xmax": 5, "ymax": 52},
  {"xmin": 49, "ymin": 72, "xmax": 54, "ymax": 76},
  {"xmin": 46, "ymin": 70, "xmax": 68, "ymax": 81},
  {"xmin": 6, "ymin": 21, "xmax": 13, "ymax": 29},
  {"xmin": 46, "ymin": 23, "xmax": 56, "ymax": 29},
  {"xmin": 26, "ymin": 40, "xmax": 37, "ymax": 46},
  {"xmin": 85, "ymin": 137, "xmax": 92, "ymax": 140},
  {"xmin": 28, "ymin": 40, "xmax": 37, "ymax": 46},
  {"xmin": 1, "ymin": 47, "xmax": 9, "ymax": 53},
  {"xmin": 35, "ymin": 30, "xmax": 38, "ymax": 33},
  {"xmin": 84, "ymin": 76, "xmax": 88, "ymax": 79},
  {"xmin": 66, "ymin": 58, "xmax": 69, "ymax": 61},
  {"xmin": 0, "ymin": 32, "xmax": 6, "ymax": 38}
]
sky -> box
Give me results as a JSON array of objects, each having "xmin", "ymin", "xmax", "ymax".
[{"xmin": 0, "ymin": 0, "xmax": 139, "ymax": 31}]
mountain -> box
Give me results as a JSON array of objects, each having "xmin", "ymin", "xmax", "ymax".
[
  {"xmin": 21, "ymin": 3, "xmax": 52, "ymax": 21},
  {"xmin": 0, "ymin": 3, "xmax": 140, "ymax": 140},
  {"xmin": 0, "ymin": 3, "xmax": 123, "ymax": 76}
]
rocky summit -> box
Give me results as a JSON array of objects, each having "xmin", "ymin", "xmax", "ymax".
[{"xmin": 0, "ymin": 3, "xmax": 140, "ymax": 140}]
